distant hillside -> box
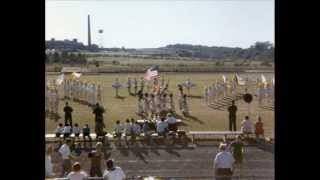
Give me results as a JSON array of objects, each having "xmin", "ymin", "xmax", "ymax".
[{"xmin": 165, "ymin": 41, "xmax": 274, "ymax": 61}]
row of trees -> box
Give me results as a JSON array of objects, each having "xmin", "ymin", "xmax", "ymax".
[
  {"xmin": 166, "ymin": 41, "xmax": 274, "ymax": 61},
  {"xmin": 45, "ymin": 51, "xmax": 87, "ymax": 64}
]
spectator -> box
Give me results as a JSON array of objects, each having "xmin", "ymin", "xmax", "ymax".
[
  {"xmin": 73, "ymin": 142, "xmax": 82, "ymax": 156},
  {"xmin": 255, "ymin": 116, "xmax": 265, "ymax": 140},
  {"xmin": 82, "ymin": 124, "xmax": 92, "ymax": 150},
  {"xmin": 63, "ymin": 124, "xmax": 72, "ymax": 139},
  {"xmin": 165, "ymin": 113, "xmax": 177, "ymax": 132},
  {"xmin": 55, "ymin": 123, "xmax": 64, "ymax": 138},
  {"xmin": 230, "ymin": 136, "xmax": 244, "ymax": 165},
  {"xmin": 124, "ymin": 119, "xmax": 132, "ymax": 145},
  {"xmin": 156, "ymin": 117, "xmax": 168, "ymax": 137},
  {"xmin": 142, "ymin": 120, "xmax": 152, "ymax": 144},
  {"xmin": 66, "ymin": 162, "xmax": 88, "ymax": 180},
  {"xmin": 58, "ymin": 139, "xmax": 75, "ymax": 177},
  {"xmin": 114, "ymin": 120, "xmax": 124, "ymax": 147},
  {"xmin": 130, "ymin": 119, "xmax": 141, "ymax": 145},
  {"xmin": 73, "ymin": 123, "xmax": 81, "ymax": 139},
  {"xmin": 213, "ymin": 143, "xmax": 235, "ymax": 180},
  {"xmin": 241, "ymin": 116, "xmax": 254, "ymax": 134},
  {"xmin": 103, "ymin": 159, "xmax": 126, "ymax": 180},
  {"xmin": 64, "ymin": 102, "xmax": 73, "ymax": 127},
  {"xmin": 45, "ymin": 145, "xmax": 54, "ymax": 177},
  {"xmin": 227, "ymin": 101, "xmax": 237, "ymax": 131},
  {"xmin": 89, "ymin": 142, "xmax": 105, "ymax": 177}
]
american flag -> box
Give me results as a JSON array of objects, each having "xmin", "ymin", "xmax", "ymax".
[{"xmin": 144, "ymin": 65, "xmax": 159, "ymax": 81}]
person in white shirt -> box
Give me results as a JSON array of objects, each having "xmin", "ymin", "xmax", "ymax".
[
  {"xmin": 63, "ymin": 124, "xmax": 72, "ymax": 139},
  {"xmin": 241, "ymin": 116, "xmax": 254, "ymax": 134},
  {"xmin": 213, "ymin": 143, "xmax": 235, "ymax": 180},
  {"xmin": 114, "ymin": 120, "xmax": 124, "ymax": 146},
  {"xmin": 67, "ymin": 162, "xmax": 88, "ymax": 180},
  {"xmin": 165, "ymin": 113, "xmax": 177, "ymax": 132},
  {"xmin": 73, "ymin": 123, "xmax": 81, "ymax": 138},
  {"xmin": 156, "ymin": 118, "xmax": 168, "ymax": 137},
  {"xmin": 130, "ymin": 119, "xmax": 141, "ymax": 145},
  {"xmin": 124, "ymin": 119, "xmax": 132, "ymax": 145},
  {"xmin": 55, "ymin": 123, "xmax": 64, "ymax": 138},
  {"xmin": 58, "ymin": 139, "xmax": 75, "ymax": 177},
  {"xmin": 103, "ymin": 159, "xmax": 126, "ymax": 180}
]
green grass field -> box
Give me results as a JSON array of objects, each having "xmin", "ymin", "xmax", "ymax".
[{"xmin": 46, "ymin": 72, "xmax": 274, "ymax": 137}]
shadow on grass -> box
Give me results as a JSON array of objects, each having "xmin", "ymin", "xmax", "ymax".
[
  {"xmin": 130, "ymin": 146, "xmax": 149, "ymax": 164},
  {"xmin": 187, "ymin": 95, "xmax": 203, "ymax": 99},
  {"xmin": 115, "ymin": 96, "xmax": 126, "ymax": 100},
  {"xmin": 164, "ymin": 148, "xmax": 181, "ymax": 157},
  {"xmin": 185, "ymin": 115, "xmax": 204, "ymax": 124}
]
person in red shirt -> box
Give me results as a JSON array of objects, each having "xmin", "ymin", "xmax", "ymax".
[{"xmin": 255, "ymin": 116, "xmax": 264, "ymax": 140}]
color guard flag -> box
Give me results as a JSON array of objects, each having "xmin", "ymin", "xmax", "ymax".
[
  {"xmin": 261, "ymin": 74, "xmax": 267, "ymax": 84},
  {"xmin": 55, "ymin": 74, "xmax": 64, "ymax": 86},
  {"xmin": 144, "ymin": 65, "xmax": 159, "ymax": 81}
]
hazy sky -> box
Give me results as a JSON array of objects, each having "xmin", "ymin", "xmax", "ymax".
[{"xmin": 45, "ymin": 0, "xmax": 274, "ymax": 48}]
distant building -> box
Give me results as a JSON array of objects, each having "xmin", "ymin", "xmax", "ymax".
[{"xmin": 45, "ymin": 38, "xmax": 99, "ymax": 52}]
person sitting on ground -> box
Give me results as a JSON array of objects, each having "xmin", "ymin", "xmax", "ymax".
[
  {"xmin": 103, "ymin": 159, "xmax": 126, "ymax": 180},
  {"xmin": 165, "ymin": 113, "xmax": 177, "ymax": 132},
  {"xmin": 255, "ymin": 116, "xmax": 265, "ymax": 140},
  {"xmin": 73, "ymin": 123, "xmax": 81, "ymax": 139},
  {"xmin": 229, "ymin": 135, "xmax": 244, "ymax": 165},
  {"xmin": 63, "ymin": 124, "xmax": 72, "ymax": 139},
  {"xmin": 55, "ymin": 123, "xmax": 64, "ymax": 138},
  {"xmin": 114, "ymin": 120, "xmax": 124, "ymax": 147},
  {"xmin": 241, "ymin": 116, "xmax": 254, "ymax": 135},
  {"xmin": 156, "ymin": 117, "xmax": 168, "ymax": 137},
  {"xmin": 213, "ymin": 142, "xmax": 235, "ymax": 180},
  {"xmin": 82, "ymin": 124, "xmax": 92, "ymax": 149},
  {"xmin": 66, "ymin": 162, "xmax": 88, "ymax": 180},
  {"xmin": 89, "ymin": 142, "xmax": 105, "ymax": 177},
  {"xmin": 124, "ymin": 119, "xmax": 132, "ymax": 145}
]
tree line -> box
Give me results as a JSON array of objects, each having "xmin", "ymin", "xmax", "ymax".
[
  {"xmin": 166, "ymin": 41, "xmax": 274, "ymax": 61},
  {"xmin": 45, "ymin": 51, "xmax": 87, "ymax": 64}
]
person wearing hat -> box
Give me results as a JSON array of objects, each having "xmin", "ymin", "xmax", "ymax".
[
  {"xmin": 103, "ymin": 159, "xmax": 126, "ymax": 180},
  {"xmin": 64, "ymin": 102, "xmax": 73, "ymax": 128},
  {"xmin": 66, "ymin": 162, "xmax": 88, "ymax": 180},
  {"xmin": 213, "ymin": 143, "xmax": 235, "ymax": 180}
]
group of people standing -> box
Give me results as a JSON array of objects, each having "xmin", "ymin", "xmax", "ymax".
[
  {"xmin": 256, "ymin": 80, "xmax": 274, "ymax": 106},
  {"xmin": 46, "ymin": 83, "xmax": 60, "ymax": 121},
  {"xmin": 63, "ymin": 78, "xmax": 103, "ymax": 107},
  {"xmin": 204, "ymin": 75, "xmax": 239, "ymax": 106}
]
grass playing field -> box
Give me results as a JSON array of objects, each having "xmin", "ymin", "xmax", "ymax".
[{"xmin": 46, "ymin": 72, "xmax": 274, "ymax": 138}]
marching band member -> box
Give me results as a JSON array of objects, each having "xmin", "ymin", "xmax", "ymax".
[
  {"xmin": 140, "ymin": 77, "xmax": 145, "ymax": 93},
  {"xmin": 97, "ymin": 84, "xmax": 102, "ymax": 105},
  {"xmin": 134, "ymin": 78, "xmax": 138, "ymax": 95},
  {"xmin": 179, "ymin": 94, "xmax": 189, "ymax": 117},
  {"xmin": 168, "ymin": 93, "xmax": 175, "ymax": 114},
  {"xmin": 127, "ymin": 77, "xmax": 132, "ymax": 95}
]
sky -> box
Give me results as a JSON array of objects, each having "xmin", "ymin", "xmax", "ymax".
[{"xmin": 45, "ymin": 0, "xmax": 274, "ymax": 49}]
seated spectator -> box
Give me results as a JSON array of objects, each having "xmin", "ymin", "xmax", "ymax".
[
  {"xmin": 67, "ymin": 162, "xmax": 88, "ymax": 180},
  {"xmin": 63, "ymin": 124, "xmax": 72, "ymax": 139},
  {"xmin": 55, "ymin": 123, "xmax": 64, "ymax": 138},
  {"xmin": 73, "ymin": 123, "xmax": 81, "ymax": 138},
  {"xmin": 89, "ymin": 142, "xmax": 104, "ymax": 177},
  {"xmin": 142, "ymin": 120, "xmax": 152, "ymax": 144},
  {"xmin": 156, "ymin": 117, "xmax": 168, "ymax": 137},
  {"xmin": 103, "ymin": 159, "xmax": 126, "ymax": 180},
  {"xmin": 255, "ymin": 116, "xmax": 265, "ymax": 139},
  {"xmin": 165, "ymin": 113, "xmax": 177, "ymax": 132},
  {"xmin": 82, "ymin": 124, "xmax": 92, "ymax": 149},
  {"xmin": 124, "ymin": 119, "xmax": 132, "ymax": 145},
  {"xmin": 241, "ymin": 116, "xmax": 254, "ymax": 134},
  {"xmin": 130, "ymin": 119, "xmax": 141, "ymax": 145},
  {"xmin": 213, "ymin": 143, "xmax": 235, "ymax": 180},
  {"xmin": 114, "ymin": 120, "xmax": 124, "ymax": 146}
]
